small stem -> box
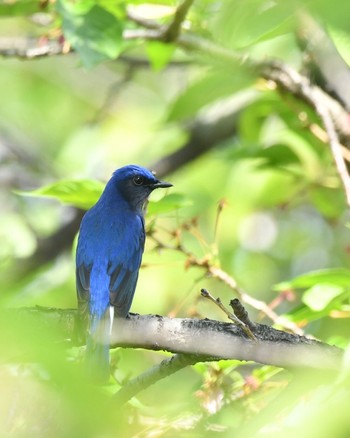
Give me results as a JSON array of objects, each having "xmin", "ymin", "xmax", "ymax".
[
  {"xmin": 316, "ymin": 105, "xmax": 350, "ymax": 205},
  {"xmin": 149, "ymin": 231, "xmax": 303, "ymax": 334},
  {"xmin": 162, "ymin": 0, "xmax": 195, "ymax": 42},
  {"xmin": 200, "ymin": 289, "xmax": 257, "ymax": 341},
  {"xmin": 113, "ymin": 353, "xmax": 206, "ymax": 405},
  {"xmin": 208, "ymin": 265, "xmax": 304, "ymax": 335}
]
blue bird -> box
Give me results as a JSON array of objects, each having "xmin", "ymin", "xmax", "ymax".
[{"xmin": 76, "ymin": 165, "xmax": 172, "ymax": 382}]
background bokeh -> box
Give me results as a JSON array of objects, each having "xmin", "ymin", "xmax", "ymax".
[{"xmin": 1, "ymin": 1, "xmax": 350, "ymax": 436}]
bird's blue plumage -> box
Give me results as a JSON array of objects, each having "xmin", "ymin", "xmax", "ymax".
[{"xmin": 76, "ymin": 165, "xmax": 172, "ymax": 382}]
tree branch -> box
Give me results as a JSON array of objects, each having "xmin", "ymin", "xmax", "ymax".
[
  {"xmin": 297, "ymin": 12, "xmax": 350, "ymax": 112},
  {"xmin": 124, "ymin": 11, "xmax": 350, "ymax": 204},
  {"xmin": 3, "ymin": 9, "xmax": 349, "ymax": 153},
  {"xmin": 316, "ymin": 101, "xmax": 350, "ymax": 205},
  {"xmin": 200, "ymin": 288, "xmax": 257, "ymax": 341},
  {"xmin": 260, "ymin": 61, "xmax": 350, "ymax": 142},
  {"xmin": 261, "ymin": 61, "xmax": 350, "ymax": 204},
  {"xmin": 0, "ymin": 37, "xmax": 67, "ymax": 59},
  {"xmin": 150, "ymin": 233, "xmax": 304, "ymax": 334},
  {"xmin": 12, "ymin": 307, "xmax": 342, "ymax": 372},
  {"xmin": 207, "ymin": 264, "xmax": 304, "ymax": 334},
  {"xmin": 125, "ymin": 10, "xmax": 350, "ymax": 139},
  {"xmin": 10, "ymin": 306, "xmax": 341, "ymax": 403},
  {"xmin": 126, "ymin": 0, "xmax": 194, "ymax": 44}
]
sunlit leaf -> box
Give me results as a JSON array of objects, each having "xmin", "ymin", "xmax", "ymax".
[
  {"xmin": 310, "ymin": 186, "xmax": 345, "ymax": 219},
  {"xmin": 99, "ymin": 0, "xmax": 126, "ymax": 19},
  {"xmin": 257, "ymin": 144, "xmax": 301, "ymax": 167},
  {"xmin": 58, "ymin": 0, "xmax": 95, "ymax": 14},
  {"xmin": 307, "ymin": 0, "xmax": 350, "ymax": 32},
  {"xmin": 210, "ymin": 0, "xmax": 295, "ymax": 49},
  {"xmin": 302, "ymin": 284, "xmax": 344, "ymax": 311},
  {"xmin": 328, "ymin": 26, "xmax": 350, "ymax": 67},
  {"xmin": 146, "ymin": 41, "xmax": 176, "ymax": 71},
  {"xmin": 0, "ymin": 0, "xmax": 43, "ymax": 16},
  {"xmin": 283, "ymin": 303, "xmax": 337, "ymax": 324},
  {"xmin": 167, "ymin": 69, "xmax": 254, "ymax": 121},
  {"xmin": 253, "ymin": 365, "xmax": 283, "ymax": 382},
  {"xmin": 17, "ymin": 179, "xmax": 104, "ymax": 209},
  {"xmin": 57, "ymin": 0, "xmax": 124, "ymax": 67},
  {"xmin": 275, "ymin": 268, "xmax": 350, "ymax": 291},
  {"xmin": 148, "ymin": 193, "xmax": 192, "ymax": 215}
]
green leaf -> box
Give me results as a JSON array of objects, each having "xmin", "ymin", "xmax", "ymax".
[
  {"xmin": 310, "ymin": 186, "xmax": 346, "ymax": 219},
  {"xmin": 328, "ymin": 26, "xmax": 350, "ymax": 67},
  {"xmin": 146, "ymin": 41, "xmax": 176, "ymax": 71},
  {"xmin": 98, "ymin": 0, "xmax": 125, "ymax": 19},
  {"xmin": 275, "ymin": 268, "xmax": 350, "ymax": 291},
  {"xmin": 57, "ymin": 0, "xmax": 124, "ymax": 67},
  {"xmin": 17, "ymin": 179, "xmax": 104, "ymax": 210},
  {"xmin": 147, "ymin": 193, "xmax": 192, "ymax": 215},
  {"xmin": 257, "ymin": 144, "xmax": 301, "ymax": 167},
  {"xmin": 307, "ymin": 0, "xmax": 350, "ymax": 32},
  {"xmin": 58, "ymin": 0, "xmax": 96, "ymax": 14},
  {"xmin": 302, "ymin": 284, "xmax": 344, "ymax": 311},
  {"xmin": 210, "ymin": 0, "xmax": 295, "ymax": 49},
  {"xmin": 283, "ymin": 303, "xmax": 338, "ymax": 324},
  {"xmin": 168, "ymin": 69, "xmax": 254, "ymax": 121},
  {"xmin": 0, "ymin": 0, "xmax": 43, "ymax": 16}
]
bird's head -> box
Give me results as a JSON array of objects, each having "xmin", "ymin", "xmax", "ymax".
[{"xmin": 110, "ymin": 165, "xmax": 172, "ymax": 213}]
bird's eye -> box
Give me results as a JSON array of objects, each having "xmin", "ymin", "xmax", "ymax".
[{"xmin": 133, "ymin": 175, "xmax": 144, "ymax": 186}]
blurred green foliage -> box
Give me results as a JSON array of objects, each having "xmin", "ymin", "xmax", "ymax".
[{"xmin": 1, "ymin": 0, "xmax": 350, "ymax": 436}]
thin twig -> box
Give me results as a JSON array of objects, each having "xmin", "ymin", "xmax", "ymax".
[
  {"xmin": 307, "ymin": 123, "xmax": 350, "ymax": 163},
  {"xmin": 315, "ymin": 105, "xmax": 350, "ymax": 205},
  {"xmin": 162, "ymin": 0, "xmax": 195, "ymax": 42},
  {"xmin": 113, "ymin": 353, "xmax": 211, "ymax": 405},
  {"xmin": 262, "ymin": 61, "xmax": 350, "ymax": 205},
  {"xmin": 201, "ymin": 288, "xmax": 257, "ymax": 341},
  {"xmin": 207, "ymin": 265, "xmax": 304, "ymax": 335},
  {"xmin": 123, "ymin": 23, "xmax": 242, "ymax": 67},
  {"xmin": 214, "ymin": 199, "xmax": 227, "ymax": 246},
  {"xmin": 149, "ymin": 233, "xmax": 303, "ymax": 334},
  {"xmin": 126, "ymin": 0, "xmax": 194, "ymax": 44}
]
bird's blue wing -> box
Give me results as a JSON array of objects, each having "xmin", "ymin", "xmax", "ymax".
[
  {"xmin": 108, "ymin": 265, "xmax": 140, "ymax": 316},
  {"xmin": 76, "ymin": 262, "xmax": 90, "ymax": 299},
  {"xmin": 76, "ymin": 262, "xmax": 92, "ymax": 323},
  {"xmin": 107, "ymin": 216, "xmax": 145, "ymax": 316}
]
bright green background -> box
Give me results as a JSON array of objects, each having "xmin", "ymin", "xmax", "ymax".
[{"xmin": 1, "ymin": 0, "xmax": 350, "ymax": 436}]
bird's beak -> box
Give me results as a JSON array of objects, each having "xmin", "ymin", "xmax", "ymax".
[{"xmin": 151, "ymin": 180, "xmax": 173, "ymax": 189}]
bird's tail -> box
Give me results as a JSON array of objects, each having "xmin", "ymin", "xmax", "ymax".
[{"xmin": 86, "ymin": 307, "xmax": 114, "ymax": 383}]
